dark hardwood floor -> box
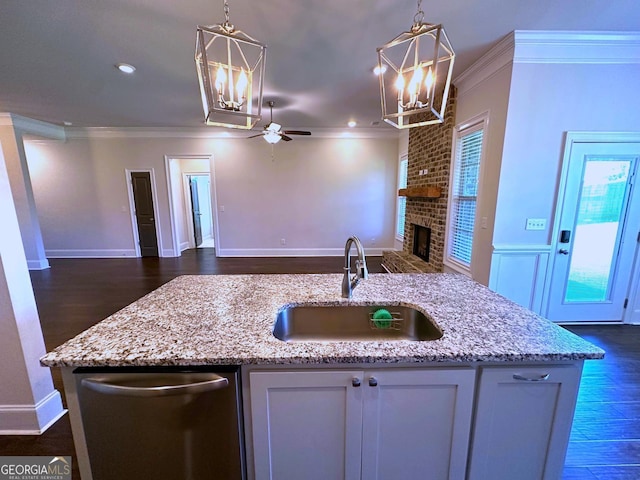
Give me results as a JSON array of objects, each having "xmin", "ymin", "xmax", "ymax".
[
  {"xmin": 0, "ymin": 249, "xmax": 638, "ymax": 479},
  {"xmin": 563, "ymin": 325, "xmax": 640, "ymax": 479}
]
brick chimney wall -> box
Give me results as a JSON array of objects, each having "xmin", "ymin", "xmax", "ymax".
[{"xmin": 403, "ymin": 86, "xmax": 457, "ymax": 272}]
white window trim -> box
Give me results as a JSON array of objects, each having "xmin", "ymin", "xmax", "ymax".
[
  {"xmin": 444, "ymin": 112, "xmax": 490, "ymax": 277},
  {"xmin": 395, "ymin": 154, "xmax": 409, "ymax": 242}
]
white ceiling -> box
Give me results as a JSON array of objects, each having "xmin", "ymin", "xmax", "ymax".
[{"xmin": 1, "ymin": 0, "xmax": 638, "ymax": 131}]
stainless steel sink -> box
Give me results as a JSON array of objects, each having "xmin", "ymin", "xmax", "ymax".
[{"xmin": 273, "ymin": 304, "xmax": 443, "ymax": 342}]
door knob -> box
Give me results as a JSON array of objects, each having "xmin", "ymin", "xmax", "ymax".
[
  {"xmin": 368, "ymin": 377, "xmax": 378, "ymax": 387},
  {"xmin": 558, "ymin": 249, "xmax": 569, "ymax": 255},
  {"xmin": 352, "ymin": 377, "xmax": 361, "ymax": 387}
]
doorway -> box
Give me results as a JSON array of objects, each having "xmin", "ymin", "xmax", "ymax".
[
  {"xmin": 129, "ymin": 171, "xmax": 160, "ymax": 257},
  {"xmin": 546, "ymin": 137, "xmax": 640, "ymax": 323},
  {"xmin": 164, "ymin": 155, "xmax": 219, "ymax": 256}
]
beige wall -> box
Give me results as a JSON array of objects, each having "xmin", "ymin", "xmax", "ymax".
[
  {"xmin": 454, "ymin": 64, "xmax": 513, "ymax": 285},
  {"xmin": 495, "ymin": 62, "xmax": 640, "ymax": 245},
  {"xmin": 25, "ymin": 133, "xmax": 399, "ymax": 257}
]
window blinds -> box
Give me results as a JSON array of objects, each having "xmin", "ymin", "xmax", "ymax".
[
  {"xmin": 396, "ymin": 157, "xmax": 408, "ymax": 237},
  {"xmin": 449, "ymin": 129, "xmax": 483, "ymax": 266}
]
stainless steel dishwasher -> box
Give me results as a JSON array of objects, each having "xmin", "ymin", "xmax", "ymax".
[{"xmin": 74, "ymin": 366, "xmax": 245, "ymax": 480}]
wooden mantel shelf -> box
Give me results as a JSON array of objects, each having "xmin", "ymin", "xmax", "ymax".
[{"xmin": 398, "ymin": 186, "xmax": 442, "ymax": 199}]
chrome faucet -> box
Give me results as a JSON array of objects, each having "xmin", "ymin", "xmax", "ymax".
[{"xmin": 342, "ymin": 236, "xmax": 369, "ymax": 298}]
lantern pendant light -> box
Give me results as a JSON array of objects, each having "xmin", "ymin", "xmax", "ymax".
[
  {"xmin": 377, "ymin": 0, "xmax": 455, "ymax": 129},
  {"xmin": 195, "ymin": 0, "xmax": 266, "ymax": 129}
]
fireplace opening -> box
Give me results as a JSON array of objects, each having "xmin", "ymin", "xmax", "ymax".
[{"xmin": 413, "ymin": 225, "xmax": 431, "ymax": 262}]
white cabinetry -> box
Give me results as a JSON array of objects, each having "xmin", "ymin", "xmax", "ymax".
[
  {"xmin": 248, "ymin": 368, "xmax": 475, "ymax": 480},
  {"xmin": 467, "ymin": 364, "xmax": 583, "ymax": 480}
]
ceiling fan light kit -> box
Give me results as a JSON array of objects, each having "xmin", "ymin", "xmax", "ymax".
[
  {"xmin": 195, "ymin": 0, "xmax": 266, "ymax": 129},
  {"xmin": 377, "ymin": 0, "xmax": 455, "ymax": 129},
  {"xmin": 247, "ymin": 101, "xmax": 311, "ymax": 143}
]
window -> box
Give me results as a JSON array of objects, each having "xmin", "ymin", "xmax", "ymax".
[
  {"xmin": 446, "ymin": 119, "xmax": 486, "ymax": 270},
  {"xmin": 396, "ymin": 155, "xmax": 408, "ymax": 238}
]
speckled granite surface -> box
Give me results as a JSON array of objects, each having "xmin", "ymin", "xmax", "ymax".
[{"xmin": 40, "ymin": 273, "xmax": 604, "ymax": 367}]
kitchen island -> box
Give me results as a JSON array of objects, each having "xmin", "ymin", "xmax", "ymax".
[{"xmin": 41, "ymin": 273, "xmax": 604, "ymax": 480}]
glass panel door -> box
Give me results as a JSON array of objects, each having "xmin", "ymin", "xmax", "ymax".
[
  {"xmin": 546, "ymin": 141, "xmax": 640, "ymax": 323},
  {"xmin": 565, "ymin": 159, "xmax": 632, "ymax": 303}
]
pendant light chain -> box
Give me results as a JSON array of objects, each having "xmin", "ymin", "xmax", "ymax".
[
  {"xmin": 412, "ymin": 0, "xmax": 425, "ymax": 30},
  {"xmin": 222, "ymin": 0, "xmax": 234, "ymax": 32}
]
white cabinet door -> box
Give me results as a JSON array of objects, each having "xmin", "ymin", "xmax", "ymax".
[
  {"xmin": 468, "ymin": 364, "xmax": 582, "ymax": 480},
  {"xmin": 249, "ymin": 368, "xmax": 475, "ymax": 480},
  {"xmin": 361, "ymin": 368, "xmax": 475, "ymax": 480},
  {"xmin": 249, "ymin": 370, "xmax": 364, "ymax": 480}
]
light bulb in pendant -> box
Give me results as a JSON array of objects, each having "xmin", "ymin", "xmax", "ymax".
[
  {"xmin": 236, "ymin": 69, "xmax": 248, "ymax": 103},
  {"xmin": 424, "ymin": 67, "xmax": 434, "ymax": 97},
  {"xmin": 215, "ymin": 66, "xmax": 226, "ymax": 92},
  {"xmin": 395, "ymin": 73, "xmax": 405, "ymax": 95},
  {"xmin": 408, "ymin": 66, "xmax": 423, "ymax": 106}
]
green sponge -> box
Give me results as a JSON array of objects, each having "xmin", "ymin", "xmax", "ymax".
[{"xmin": 372, "ymin": 308, "xmax": 393, "ymax": 329}]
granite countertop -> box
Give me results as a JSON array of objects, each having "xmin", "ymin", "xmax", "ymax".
[{"xmin": 40, "ymin": 273, "xmax": 604, "ymax": 367}]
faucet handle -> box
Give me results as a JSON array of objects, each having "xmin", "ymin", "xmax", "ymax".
[{"xmin": 356, "ymin": 260, "xmax": 369, "ymax": 279}]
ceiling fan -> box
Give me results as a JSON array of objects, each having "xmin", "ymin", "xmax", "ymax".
[{"xmin": 248, "ymin": 101, "xmax": 311, "ymax": 144}]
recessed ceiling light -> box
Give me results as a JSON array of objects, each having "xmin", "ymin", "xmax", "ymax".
[
  {"xmin": 116, "ymin": 63, "xmax": 136, "ymax": 74},
  {"xmin": 348, "ymin": 120, "xmax": 357, "ymax": 128},
  {"xmin": 373, "ymin": 65, "xmax": 387, "ymax": 76},
  {"xmin": 63, "ymin": 121, "xmax": 73, "ymax": 126}
]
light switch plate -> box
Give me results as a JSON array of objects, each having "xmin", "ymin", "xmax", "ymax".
[{"xmin": 526, "ymin": 218, "xmax": 547, "ymax": 230}]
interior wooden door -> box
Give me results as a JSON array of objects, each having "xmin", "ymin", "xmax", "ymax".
[
  {"xmin": 189, "ymin": 176, "xmax": 203, "ymax": 247},
  {"xmin": 130, "ymin": 172, "xmax": 159, "ymax": 257}
]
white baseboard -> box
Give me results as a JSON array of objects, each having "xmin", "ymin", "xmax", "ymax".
[
  {"xmin": 162, "ymin": 248, "xmax": 180, "ymax": 257},
  {"xmin": 216, "ymin": 247, "xmax": 389, "ymax": 257},
  {"xmin": 179, "ymin": 241, "xmax": 190, "ymax": 252},
  {"xmin": 46, "ymin": 249, "xmax": 137, "ymax": 258},
  {"xmin": 0, "ymin": 390, "xmax": 67, "ymax": 435},
  {"xmin": 27, "ymin": 258, "xmax": 50, "ymax": 270}
]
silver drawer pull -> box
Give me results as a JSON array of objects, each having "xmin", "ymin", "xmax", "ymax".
[
  {"xmin": 352, "ymin": 377, "xmax": 362, "ymax": 387},
  {"xmin": 368, "ymin": 377, "xmax": 378, "ymax": 387},
  {"xmin": 513, "ymin": 373, "xmax": 550, "ymax": 382}
]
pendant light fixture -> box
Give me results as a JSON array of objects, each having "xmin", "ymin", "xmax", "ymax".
[
  {"xmin": 195, "ymin": 0, "xmax": 266, "ymax": 129},
  {"xmin": 377, "ymin": 0, "xmax": 455, "ymax": 129}
]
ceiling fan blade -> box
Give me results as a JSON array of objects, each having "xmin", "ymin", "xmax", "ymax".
[
  {"xmin": 246, "ymin": 134, "xmax": 265, "ymax": 139},
  {"xmin": 281, "ymin": 134, "xmax": 293, "ymax": 142},
  {"xmin": 283, "ymin": 130, "xmax": 311, "ymax": 136}
]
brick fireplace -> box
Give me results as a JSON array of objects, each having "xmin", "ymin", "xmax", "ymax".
[{"xmin": 382, "ymin": 86, "xmax": 457, "ymax": 274}]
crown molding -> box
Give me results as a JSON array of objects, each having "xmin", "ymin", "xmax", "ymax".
[
  {"xmin": 453, "ymin": 33, "xmax": 515, "ymax": 96},
  {"xmin": 454, "ymin": 30, "xmax": 640, "ymax": 96},
  {"xmin": 63, "ymin": 126, "xmax": 400, "ymax": 140},
  {"xmin": 513, "ymin": 30, "xmax": 640, "ymax": 64},
  {"xmin": 0, "ymin": 113, "xmax": 66, "ymax": 140}
]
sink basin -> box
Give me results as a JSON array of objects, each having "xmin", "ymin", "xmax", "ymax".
[{"xmin": 273, "ymin": 304, "xmax": 443, "ymax": 342}]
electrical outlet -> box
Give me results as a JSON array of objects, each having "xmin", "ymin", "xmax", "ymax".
[
  {"xmin": 280, "ymin": 238, "xmax": 286, "ymax": 246},
  {"xmin": 525, "ymin": 218, "xmax": 547, "ymax": 231}
]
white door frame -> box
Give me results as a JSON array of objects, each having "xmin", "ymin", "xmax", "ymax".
[
  {"xmin": 542, "ymin": 131, "xmax": 640, "ymax": 324},
  {"xmin": 164, "ymin": 155, "xmax": 220, "ymax": 257},
  {"xmin": 125, "ymin": 168, "xmax": 164, "ymax": 257}
]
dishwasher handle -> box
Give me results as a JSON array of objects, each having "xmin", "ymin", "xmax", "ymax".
[{"xmin": 81, "ymin": 373, "xmax": 229, "ymax": 397}]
